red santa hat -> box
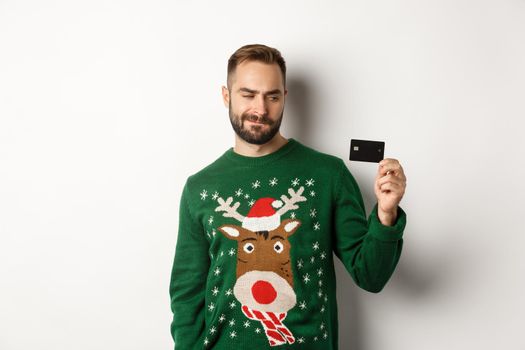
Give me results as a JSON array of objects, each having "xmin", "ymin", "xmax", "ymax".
[{"xmin": 242, "ymin": 197, "xmax": 283, "ymax": 232}]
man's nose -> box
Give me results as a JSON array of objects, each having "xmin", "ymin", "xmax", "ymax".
[{"xmin": 252, "ymin": 95, "xmax": 268, "ymax": 116}]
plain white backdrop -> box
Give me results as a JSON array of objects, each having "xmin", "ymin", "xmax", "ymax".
[{"xmin": 1, "ymin": 0, "xmax": 524, "ymax": 349}]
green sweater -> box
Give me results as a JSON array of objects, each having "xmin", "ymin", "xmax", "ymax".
[{"xmin": 170, "ymin": 138, "xmax": 406, "ymax": 350}]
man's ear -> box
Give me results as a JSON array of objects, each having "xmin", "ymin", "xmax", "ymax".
[{"xmin": 221, "ymin": 86, "xmax": 229, "ymax": 108}]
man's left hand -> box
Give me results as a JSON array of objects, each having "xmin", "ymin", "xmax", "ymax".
[{"xmin": 374, "ymin": 158, "xmax": 407, "ymax": 226}]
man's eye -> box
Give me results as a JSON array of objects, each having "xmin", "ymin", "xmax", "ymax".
[
  {"xmin": 269, "ymin": 96, "xmax": 279, "ymax": 101},
  {"xmin": 242, "ymin": 95, "xmax": 254, "ymax": 98}
]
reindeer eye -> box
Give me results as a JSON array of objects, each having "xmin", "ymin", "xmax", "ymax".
[
  {"xmin": 243, "ymin": 243, "xmax": 255, "ymax": 253},
  {"xmin": 274, "ymin": 241, "xmax": 284, "ymax": 253}
]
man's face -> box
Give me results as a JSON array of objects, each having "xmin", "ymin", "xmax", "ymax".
[{"xmin": 223, "ymin": 60, "xmax": 287, "ymax": 145}]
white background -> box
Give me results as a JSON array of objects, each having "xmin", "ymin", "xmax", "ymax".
[{"xmin": 1, "ymin": 0, "xmax": 524, "ymax": 349}]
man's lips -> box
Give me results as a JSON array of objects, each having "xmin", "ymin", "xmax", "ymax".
[
  {"xmin": 247, "ymin": 120, "xmax": 265, "ymax": 125},
  {"xmin": 245, "ymin": 118, "xmax": 268, "ymax": 125}
]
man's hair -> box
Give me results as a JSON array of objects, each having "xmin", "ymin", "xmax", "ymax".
[{"xmin": 227, "ymin": 44, "xmax": 286, "ymax": 90}]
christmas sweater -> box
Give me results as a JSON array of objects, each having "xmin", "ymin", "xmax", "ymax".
[{"xmin": 169, "ymin": 138, "xmax": 407, "ymax": 350}]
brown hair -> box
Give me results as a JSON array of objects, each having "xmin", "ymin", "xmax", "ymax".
[{"xmin": 227, "ymin": 44, "xmax": 286, "ymax": 89}]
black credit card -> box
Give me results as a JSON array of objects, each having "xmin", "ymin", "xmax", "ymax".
[{"xmin": 349, "ymin": 139, "xmax": 385, "ymax": 163}]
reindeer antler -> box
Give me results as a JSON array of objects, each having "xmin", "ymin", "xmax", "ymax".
[
  {"xmin": 275, "ymin": 186, "xmax": 307, "ymax": 216},
  {"xmin": 215, "ymin": 196, "xmax": 245, "ymax": 222}
]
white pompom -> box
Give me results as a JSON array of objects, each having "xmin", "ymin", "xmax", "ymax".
[{"xmin": 272, "ymin": 200, "xmax": 283, "ymax": 208}]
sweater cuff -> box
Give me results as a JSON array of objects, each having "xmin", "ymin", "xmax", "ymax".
[{"xmin": 368, "ymin": 203, "xmax": 407, "ymax": 242}]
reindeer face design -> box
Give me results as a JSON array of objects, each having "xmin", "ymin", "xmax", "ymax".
[
  {"xmin": 214, "ymin": 187, "xmax": 307, "ymax": 346},
  {"xmin": 218, "ymin": 218, "xmax": 301, "ymax": 313}
]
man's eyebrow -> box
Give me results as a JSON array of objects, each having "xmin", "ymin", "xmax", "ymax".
[
  {"xmin": 238, "ymin": 87, "xmax": 283, "ymax": 96},
  {"xmin": 265, "ymin": 89, "xmax": 283, "ymax": 96},
  {"xmin": 238, "ymin": 87, "xmax": 257, "ymax": 94}
]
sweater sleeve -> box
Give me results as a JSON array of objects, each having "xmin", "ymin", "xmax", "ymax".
[
  {"xmin": 169, "ymin": 182, "xmax": 210, "ymax": 349},
  {"xmin": 332, "ymin": 159, "xmax": 407, "ymax": 293}
]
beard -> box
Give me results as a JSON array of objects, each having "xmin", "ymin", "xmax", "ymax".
[{"xmin": 228, "ymin": 100, "xmax": 284, "ymax": 145}]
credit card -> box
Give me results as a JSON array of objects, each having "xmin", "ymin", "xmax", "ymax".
[{"xmin": 349, "ymin": 139, "xmax": 385, "ymax": 163}]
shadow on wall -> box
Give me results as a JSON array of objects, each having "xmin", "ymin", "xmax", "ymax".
[{"xmin": 284, "ymin": 76, "xmax": 314, "ymax": 141}]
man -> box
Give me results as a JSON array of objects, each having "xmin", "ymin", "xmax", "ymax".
[{"xmin": 170, "ymin": 44, "xmax": 407, "ymax": 349}]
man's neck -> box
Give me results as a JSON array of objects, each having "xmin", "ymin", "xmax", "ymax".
[{"xmin": 233, "ymin": 133, "xmax": 289, "ymax": 157}]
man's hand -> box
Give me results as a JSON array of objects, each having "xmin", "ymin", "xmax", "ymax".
[{"xmin": 374, "ymin": 158, "xmax": 407, "ymax": 226}]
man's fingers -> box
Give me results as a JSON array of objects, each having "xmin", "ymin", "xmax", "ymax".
[
  {"xmin": 380, "ymin": 163, "xmax": 403, "ymax": 176},
  {"xmin": 377, "ymin": 175, "xmax": 405, "ymax": 188},
  {"xmin": 379, "ymin": 158, "xmax": 400, "ymax": 168},
  {"xmin": 377, "ymin": 168, "xmax": 406, "ymax": 182},
  {"xmin": 379, "ymin": 181, "xmax": 406, "ymax": 194},
  {"xmin": 378, "ymin": 165, "xmax": 406, "ymax": 181}
]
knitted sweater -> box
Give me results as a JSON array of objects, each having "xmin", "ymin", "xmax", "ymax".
[{"xmin": 169, "ymin": 138, "xmax": 406, "ymax": 350}]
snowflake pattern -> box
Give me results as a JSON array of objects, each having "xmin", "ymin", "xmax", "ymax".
[
  {"xmin": 197, "ymin": 175, "xmax": 332, "ymax": 345},
  {"xmin": 303, "ymin": 273, "xmax": 311, "ymax": 284},
  {"xmin": 297, "ymin": 259, "xmax": 304, "ymax": 269}
]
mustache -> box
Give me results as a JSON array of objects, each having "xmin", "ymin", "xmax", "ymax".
[{"xmin": 243, "ymin": 114, "xmax": 272, "ymax": 125}]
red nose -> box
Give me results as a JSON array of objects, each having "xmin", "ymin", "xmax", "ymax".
[{"xmin": 251, "ymin": 280, "xmax": 277, "ymax": 304}]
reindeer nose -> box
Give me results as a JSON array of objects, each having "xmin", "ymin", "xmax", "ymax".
[{"xmin": 251, "ymin": 280, "xmax": 277, "ymax": 304}]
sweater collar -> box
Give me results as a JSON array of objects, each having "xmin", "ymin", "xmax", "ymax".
[{"xmin": 223, "ymin": 138, "xmax": 298, "ymax": 167}]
